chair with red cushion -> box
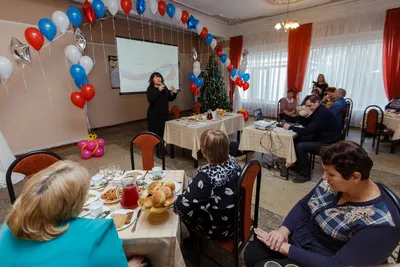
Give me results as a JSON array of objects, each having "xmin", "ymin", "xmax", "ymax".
[
  {"xmin": 193, "ymin": 160, "xmax": 262, "ymax": 267},
  {"xmin": 361, "ymin": 105, "xmax": 394, "ymax": 155},
  {"xmin": 6, "ymin": 150, "xmax": 62, "ymax": 204},
  {"xmin": 193, "ymin": 102, "xmax": 202, "ymax": 115},
  {"xmin": 130, "ymin": 131, "xmax": 165, "ymax": 171},
  {"xmin": 170, "ymin": 105, "xmax": 182, "ymax": 120}
]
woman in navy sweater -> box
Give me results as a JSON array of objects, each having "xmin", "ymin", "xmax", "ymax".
[{"xmin": 245, "ymin": 141, "xmax": 400, "ymax": 267}]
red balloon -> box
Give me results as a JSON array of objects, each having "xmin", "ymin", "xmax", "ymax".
[
  {"xmin": 226, "ymin": 63, "xmax": 233, "ymax": 73},
  {"xmin": 195, "ymin": 88, "xmax": 200, "ymax": 96},
  {"xmin": 71, "ymin": 92, "xmax": 86, "ymax": 109},
  {"xmin": 81, "ymin": 84, "xmax": 96, "ymax": 102},
  {"xmin": 181, "ymin": 10, "xmax": 189, "ymax": 24},
  {"xmin": 200, "ymin": 27, "xmax": 208, "ymax": 39},
  {"xmin": 120, "ymin": 0, "xmax": 132, "ymax": 15},
  {"xmin": 158, "ymin": 0, "xmax": 166, "ymax": 16},
  {"xmin": 83, "ymin": 0, "xmax": 95, "ymax": 22},
  {"xmin": 235, "ymin": 77, "xmax": 244, "ymax": 87},
  {"xmin": 24, "ymin": 27, "xmax": 44, "ymax": 51},
  {"xmin": 190, "ymin": 82, "xmax": 197, "ymax": 95},
  {"xmin": 243, "ymin": 82, "xmax": 250, "ymax": 91},
  {"xmin": 216, "ymin": 45, "xmax": 223, "ymax": 56}
]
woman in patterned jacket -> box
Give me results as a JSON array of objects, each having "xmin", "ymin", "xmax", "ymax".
[
  {"xmin": 245, "ymin": 141, "xmax": 400, "ymax": 267},
  {"xmin": 174, "ymin": 130, "xmax": 241, "ymax": 241}
]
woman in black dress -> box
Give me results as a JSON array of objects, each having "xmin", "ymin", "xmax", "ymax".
[
  {"xmin": 313, "ymin": 74, "xmax": 329, "ymax": 99},
  {"xmin": 146, "ymin": 72, "xmax": 178, "ymax": 157}
]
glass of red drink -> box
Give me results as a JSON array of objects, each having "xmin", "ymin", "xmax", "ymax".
[{"xmin": 117, "ymin": 177, "xmax": 139, "ymax": 209}]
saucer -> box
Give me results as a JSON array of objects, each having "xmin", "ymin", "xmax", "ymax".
[
  {"xmin": 148, "ymin": 171, "xmax": 166, "ymax": 180},
  {"xmin": 90, "ymin": 179, "xmax": 107, "ymax": 189}
]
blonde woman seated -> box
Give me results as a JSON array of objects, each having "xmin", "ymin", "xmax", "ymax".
[
  {"xmin": 174, "ymin": 130, "xmax": 241, "ymax": 241},
  {"xmin": 0, "ymin": 161, "xmax": 146, "ymax": 267}
]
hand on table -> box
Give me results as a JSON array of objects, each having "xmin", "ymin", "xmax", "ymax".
[
  {"xmin": 283, "ymin": 123, "xmax": 290, "ymax": 130},
  {"xmin": 128, "ymin": 256, "xmax": 148, "ymax": 267}
]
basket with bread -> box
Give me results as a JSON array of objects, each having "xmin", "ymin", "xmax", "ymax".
[{"xmin": 138, "ymin": 181, "xmax": 176, "ymax": 214}]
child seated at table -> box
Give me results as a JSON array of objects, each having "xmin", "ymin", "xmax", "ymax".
[
  {"xmin": 174, "ymin": 130, "xmax": 242, "ymax": 241},
  {"xmin": 0, "ymin": 160, "xmax": 147, "ymax": 267}
]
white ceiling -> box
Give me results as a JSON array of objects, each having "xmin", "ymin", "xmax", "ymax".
[{"xmin": 172, "ymin": 0, "xmax": 333, "ymax": 22}]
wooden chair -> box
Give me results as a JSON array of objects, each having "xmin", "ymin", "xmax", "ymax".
[
  {"xmin": 170, "ymin": 105, "xmax": 181, "ymax": 120},
  {"xmin": 130, "ymin": 131, "xmax": 165, "ymax": 171},
  {"xmin": 277, "ymin": 97, "xmax": 285, "ymax": 120},
  {"xmin": 6, "ymin": 150, "xmax": 62, "ymax": 204},
  {"xmin": 361, "ymin": 105, "xmax": 394, "ymax": 155},
  {"xmin": 375, "ymin": 182, "xmax": 400, "ymax": 263},
  {"xmin": 193, "ymin": 102, "xmax": 202, "ymax": 115},
  {"xmin": 253, "ymin": 109, "xmax": 263, "ymax": 121},
  {"xmin": 194, "ymin": 160, "xmax": 262, "ymax": 267},
  {"xmin": 345, "ymin": 98, "xmax": 353, "ymax": 136}
]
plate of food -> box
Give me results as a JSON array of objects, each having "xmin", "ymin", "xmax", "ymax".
[
  {"xmin": 84, "ymin": 190, "xmax": 100, "ymax": 206},
  {"xmin": 100, "ymin": 187, "xmax": 123, "ymax": 204},
  {"xmin": 138, "ymin": 181, "xmax": 177, "ymax": 212},
  {"xmin": 90, "ymin": 179, "xmax": 108, "ymax": 190},
  {"xmin": 106, "ymin": 209, "xmax": 136, "ymax": 231}
]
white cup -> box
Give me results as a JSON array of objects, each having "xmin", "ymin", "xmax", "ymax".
[
  {"xmin": 91, "ymin": 174, "xmax": 104, "ymax": 186},
  {"xmin": 89, "ymin": 200, "xmax": 104, "ymax": 217},
  {"xmin": 152, "ymin": 166, "xmax": 163, "ymax": 179}
]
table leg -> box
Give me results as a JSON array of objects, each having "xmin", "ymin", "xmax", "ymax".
[
  {"xmin": 237, "ymin": 131, "xmax": 241, "ymax": 142},
  {"xmin": 170, "ymin": 144, "xmax": 175, "ymax": 159},
  {"xmin": 193, "ymin": 157, "xmax": 199, "ymax": 168}
]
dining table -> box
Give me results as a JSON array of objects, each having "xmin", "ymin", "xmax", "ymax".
[{"xmin": 83, "ymin": 170, "xmax": 186, "ymax": 267}]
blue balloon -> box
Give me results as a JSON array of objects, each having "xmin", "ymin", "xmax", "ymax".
[
  {"xmin": 230, "ymin": 68, "xmax": 237, "ymax": 78},
  {"xmin": 136, "ymin": 0, "xmax": 146, "ymax": 15},
  {"xmin": 189, "ymin": 73, "xmax": 196, "ymax": 83},
  {"xmin": 74, "ymin": 77, "xmax": 89, "ymax": 89},
  {"xmin": 67, "ymin": 7, "xmax": 83, "ymax": 27},
  {"xmin": 238, "ymin": 71, "xmax": 245, "ymax": 79},
  {"xmin": 205, "ymin": 33, "xmax": 213, "ymax": 44},
  {"xmin": 70, "ymin": 64, "xmax": 86, "ymax": 82},
  {"xmin": 196, "ymin": 77, "xmax": 204, "ymax": 88},
  {"xmin": 187, "ymin": 15, "xmax": 199, "ymax": 30},
  {"xmin": 92, "ymin": 0, "xmax": 106, "ymax": 18},
  {"xmin": 166, "ymin": 3, "xmax": 175, "ymax": 19},
  {"xmin": 243, "ymin": 73, "xmax": 251, "ymax": 83},
  {"xmin": 220, "ymin": 54, "xmax": 227, "ymax": 64},
  {"xmin": 38, "ymin": 18, "xmax": 57, "ymax": 41}
]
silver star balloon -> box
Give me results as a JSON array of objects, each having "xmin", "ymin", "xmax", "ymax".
[
  {"xmin": 192, "ymin": 47, "xmax": 198, "ymax": 61},
  {"xmin": 10, "ymin": 37, "xmax": 31, "ymax": 64},
  {"xmin": 75, "ymin": 28, "xmax": 87, "ymax": 53},
  {"xmin": 242, "ymin": 48, "xmax": 249, "ymax": 59}
]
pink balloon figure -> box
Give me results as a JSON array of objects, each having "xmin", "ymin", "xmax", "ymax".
[
  {"xmin": 86, "ymin": 140, "xmax": 97, "ymax": 152},
  {"xmin": 93, "ymin": 148, "xmax": 105, "ymax": 157},
  {"xmin": 97, "ymin": 138, "xmax": 105, "ymax": 148},
  {"xmin": 78, "ymin": 140, "xmax": 88, "ymax": 149},
  {"xmin": 81, "ymin": 149, "xmax": 92, "ymax": 159}
]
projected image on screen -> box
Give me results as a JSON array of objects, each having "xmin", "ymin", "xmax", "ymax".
[{"xmin": 116, "ymin": 37, "xmax": 179, "ymax": 94}]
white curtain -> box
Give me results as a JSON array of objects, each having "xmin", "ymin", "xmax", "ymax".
[
  {"xmin": 240, "ymin": 31, "xmax": 288, "ymax": 117},
  {"xmin": 299, "ymin": 13, "xmax": 387, "ymax": 126}
]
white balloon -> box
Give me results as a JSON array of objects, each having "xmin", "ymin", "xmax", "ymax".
[
  {"xmin": 193, "ymin": 67, "xmax": 201, "ymax": 78},
  {"xmin": 241, "ymin": 59, "xmax": 248, "ymax": 66},
  {"xmin": 224, "ymin": 58, "xmax": 231, "ymax": 67},
  {"xmin": 0, "ymin": 56, "xmax": 13, "ymax": 80},
  {"xmin": 79, "ymin": 56, "xmax": 94, "ymax": 75},
  {"xmin": 106, "ymin": 0, "xmax": 119, "ymax": 16},
  {"xmin": 196, "ymin": 23, "xmax": 203, "ymax": 35},
  {"xmin": 65, "ymin": 45, "xmax": 82, "ymax": 64},
  {"xmin": 149, "ymin": 0, "xmax": 158, "ymax": 15},
  {"xmin": 52, "ymin": 11, "xmax": 70, "ymax": 33},
  {"xmin": 174, "ymin": 7, "xmax": 182, "ymax": 21},
  {"xmin": 210, "ymin": 39, "xmax": 217, "ymax": 49},
  {"xmin": 240, "ymin": 65, "xmax": 247, "ymax": 73},
  {"xmin": 193, "ymin": 61, "xmax": 200, "ymax": 69}
]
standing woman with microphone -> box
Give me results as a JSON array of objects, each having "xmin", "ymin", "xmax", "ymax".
[{"xmin": 146, "ymin": 72, "xmax": 178, "ymax": 158}]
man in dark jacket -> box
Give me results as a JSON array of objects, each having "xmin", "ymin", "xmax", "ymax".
[{"xmin": 283, "ymin": 96, "xmax": 341, "ymax": 183}]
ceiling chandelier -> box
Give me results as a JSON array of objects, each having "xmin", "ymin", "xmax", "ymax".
[{"xmin": 274, "ymin": 0, "xmax": 299, "ymax": 31}]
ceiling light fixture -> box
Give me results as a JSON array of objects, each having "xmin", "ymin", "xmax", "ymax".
[{"xmin": 274, "ymin": 0, "xmax": 299, "ymax": 32}]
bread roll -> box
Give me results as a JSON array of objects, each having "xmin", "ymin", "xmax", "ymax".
[
  {"xmin": 144, "ymin": 196, "xmax": 153, "ymax": 208},
  {"xmin": 159, "ymin": 186, "xmax": 172, "ymax": 198},
  {"xmin": 139, "ymin": 191, "xmax": 149, "ymax": 205},
  {"xmin": 163, "ymin": 181, "xmax": 175, "ymax": 192},
  {"xmin": 152, "ymin": 190, "xmax": 166, "ymax": 208},
  {"xmin": 148, "ymin": 182, "xmax": 160, "ymax": 195},
  {"xmin": 165, "ymin": 197, "xmax": 175, "ymax": 206}
]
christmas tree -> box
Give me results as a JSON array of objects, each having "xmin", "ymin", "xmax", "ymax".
[{"xmin": 199, "ymin": 53, "xmax": 231, "ymax": 112}]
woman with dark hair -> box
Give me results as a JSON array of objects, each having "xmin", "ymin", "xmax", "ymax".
[
  {"xmin": 279, "ymin": 89, "xmax": 297, "ymax": 123},
  {"xmin": 313, "ymin": 74, "xmax": 329, "ymax": 99},
  {"xmin": 146, "ymin": 72, "xmax": 178, "ymax": 158},
  {"xmin": 244, "ymin": 141, "xmax": 400, "ymax": 267}
]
